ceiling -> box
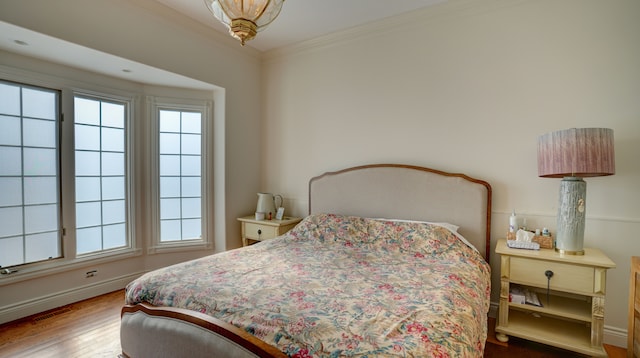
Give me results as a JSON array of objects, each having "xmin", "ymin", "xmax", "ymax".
[
  {"xmin": 0, "ymin": 0, "xmax": 446, "ymax": 88},
  {"xmin": 155, "ymin": 0, "xmax": 447, "ymax": 52}
]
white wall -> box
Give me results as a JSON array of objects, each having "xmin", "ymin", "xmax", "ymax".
[
  {"xmin": 0, "ymin": 0, "xmax": 262, "ymax": 322},
  {"xmin": 261, "ymin": 0, "xmax": 640, "ymax": 346}
]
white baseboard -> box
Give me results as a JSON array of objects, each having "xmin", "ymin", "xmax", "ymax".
[
  {"xmin": 488, "ymin": 302, "xmax": 626, "ymax": 349},
  {"xmin": 604, "ymin": 325, "xmax": 628, "ymax": 348},
  {"xmin": 0, "ymin": 272, "xmax": 144, "ymax": 325}
]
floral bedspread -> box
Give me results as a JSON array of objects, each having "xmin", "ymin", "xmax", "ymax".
[{"xmin": 125, "ymin": 214, "xmax": 491, "ymax": 357}]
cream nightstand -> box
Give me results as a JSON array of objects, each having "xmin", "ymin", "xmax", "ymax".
[
  {"xmin": 495, "ymin": 239, "xmax": 615, "ymax": 357},
  {"xmin": 237, "ymin": 216, "xmax": 302, "ymax": 247}
]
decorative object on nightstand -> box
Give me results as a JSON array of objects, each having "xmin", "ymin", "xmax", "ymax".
[
  {"xmin": 537, "ymin": 128, "xmax": 615, "ymax": 255},
  {"xmin": 495, "ymin": 239, "xmax": 615, "ymax": 357},
  {"xmin": 506, "ymin": 230, "xmax": 554, "ymax": 249},
  {"xmin": 255, "ymin": 192, "xmax": 283, "ymax": 221},
  {"xmin": 238, "ymin": 215, "xmax": 302, "ymax": 247}
]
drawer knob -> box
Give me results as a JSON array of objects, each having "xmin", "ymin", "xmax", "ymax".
[
  {"xmin": 544, "ymin": 270, "xmax": 554, "ymax": 305},
  {"xmin": 257, "ymin": 229, "xmax": 262, "ymax": 237}
]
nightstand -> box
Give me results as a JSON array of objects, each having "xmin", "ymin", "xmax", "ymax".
[
  {"xmin": 237, "ymin": 216, "xmax": 302, "ymax": 247},
  {"xmin": 495, "ymin": 239, "xmax": 615, "ymax": 357}
]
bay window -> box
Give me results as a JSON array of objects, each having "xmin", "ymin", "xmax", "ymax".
[{"xmin": 0, "ymin": 71, "xmax": 213, "ymax": 275}]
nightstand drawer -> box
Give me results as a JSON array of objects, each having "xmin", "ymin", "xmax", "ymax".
[
  {"xmin": 244, "ymin": 223, "xmax": 278, "ymax": 241},
  {"xmin": 510, "ymin": 257, "xmax": 594, "ymax": 294},
  {"xmin": 238, "ymin": 216, "xmax": 302, "ymax": 247}
]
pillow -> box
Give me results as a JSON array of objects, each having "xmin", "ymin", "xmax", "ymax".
[
  {"xmin": 371, "ymin": 218, "xmax": 478, "ymax": 253},
  {"xmin": 372, "ymin": 218, "xmax": 460, "ymax": 233}
]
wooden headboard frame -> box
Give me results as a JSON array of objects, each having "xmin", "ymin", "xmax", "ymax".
[{"xmin": 308, "ymin": 164, "xmax": 492, "ymax": 262}]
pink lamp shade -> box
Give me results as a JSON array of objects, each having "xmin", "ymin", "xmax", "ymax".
[{"xmin": 538, "ymin": 128, "xmax": 615, "ymax": 178}]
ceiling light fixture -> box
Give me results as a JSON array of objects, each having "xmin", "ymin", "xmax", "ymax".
[{"xmin": 204, "ymin": 0, "xmax": 285, "ymax": 46}]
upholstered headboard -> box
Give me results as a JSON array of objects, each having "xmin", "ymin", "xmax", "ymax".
[{"xmin": 308, "ymin": 164, "xmax": 492, "ymax": 261}]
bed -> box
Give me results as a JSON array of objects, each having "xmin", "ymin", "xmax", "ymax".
[{"xmin": 121, "ymin": 164, "xmax": 492, "ymax": 357}]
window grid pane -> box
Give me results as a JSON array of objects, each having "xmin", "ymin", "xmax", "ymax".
[
  {"xmin": 0, "ymin": 81, "xmax": 60, "ymax": 267},
  {"xmin": 74, "ymin": 96, "xmax": 128, "ymax": 255},
  {"xmin": 159, "ymin": 110, "xmax": 202, "ymax": 242}
]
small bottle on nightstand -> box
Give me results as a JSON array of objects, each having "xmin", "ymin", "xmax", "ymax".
[{"xmin": 509, "ymin": 211, "xmax": 518, "ymax": 233}]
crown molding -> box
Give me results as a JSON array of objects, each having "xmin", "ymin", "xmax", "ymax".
[{"xmin": 261, "ymin": 0, "xmax": 531, "ymax": 62}]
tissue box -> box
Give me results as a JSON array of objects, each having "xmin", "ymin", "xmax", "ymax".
[{"xmin": 506, "ymin": 232, "xmax": 554, "ymax": 249}]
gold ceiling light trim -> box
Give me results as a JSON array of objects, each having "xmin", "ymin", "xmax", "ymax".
[{"xmin": 204, "ymin": 0, "xmax": 285, "ymax": 46}]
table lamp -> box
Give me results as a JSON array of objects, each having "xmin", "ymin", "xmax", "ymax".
[{"xmin": 537, "ymin": 128, "xmax": 615, "ymax": 255}]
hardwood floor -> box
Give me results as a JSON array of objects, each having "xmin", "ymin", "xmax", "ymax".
[
  {"xmin": 0, "ymin": 290, "xmax": 628, "ymax": 357},
  {"xmin": 0, "ymin": 290, "xmax": 123, "ymax": 357}
]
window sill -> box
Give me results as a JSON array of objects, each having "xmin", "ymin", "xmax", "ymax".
[
  {"xmin": 147, "ymin": 240, "xmax": 213, "ymax": 255},
  {"xmin": 0, "ymin": 247, "xmax": 143, "ymax": 286}
]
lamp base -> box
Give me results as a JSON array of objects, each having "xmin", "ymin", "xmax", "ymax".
[
  {"xmin": 555, "ymin": 248, "xmax": 585, "ymax": 255},
  {"xmin": 555, "ymin": 176, "xmax": 586, "ymax": 255}
]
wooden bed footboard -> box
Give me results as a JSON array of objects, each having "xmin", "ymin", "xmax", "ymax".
[{"xmin": 121, "ymin": 303, "xmax": 287, "ymax": 358}]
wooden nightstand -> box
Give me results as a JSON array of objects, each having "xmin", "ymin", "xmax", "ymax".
[
  {"xmin": 495, "ymin": 239, "xmax": 615, "ymax": 357},
  {"xmin": 237, "ymin": 216, "xmax": 302, "ymax": 247}
]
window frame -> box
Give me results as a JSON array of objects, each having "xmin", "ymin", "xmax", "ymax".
[
  {"xmin": 0, "ymin": 80, "xmax": 63, "ymax": 269},
  {"xmin": 68, "ymin": 90, "xmax": 135, "ymax": 258},
  {"xmin": 147, "ymin": 96, "xmax": 214, "ymax": 254}
]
